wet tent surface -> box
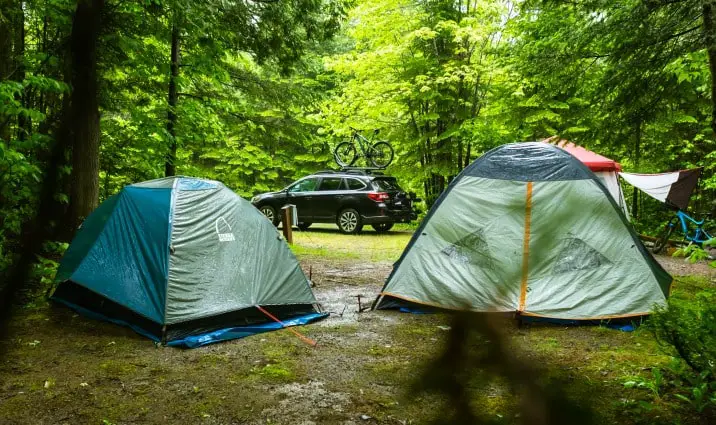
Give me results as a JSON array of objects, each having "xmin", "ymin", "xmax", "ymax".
[
  {"xmin": 376, "ymin": 143, "xmax": 671, "ymax": 318},
  {"xmin": 51, "ymin": 177, "xmax": 321, "ymax": 345}
]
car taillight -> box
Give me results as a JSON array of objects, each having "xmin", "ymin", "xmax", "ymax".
[{"xmin": 367, "ymin": 192, "xmax": 390, "ymax": 202}]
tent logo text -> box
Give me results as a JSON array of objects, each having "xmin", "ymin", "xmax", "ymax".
[{"xmin": 215, "ymin": 217, "xmax": 235, "ymax": 242}]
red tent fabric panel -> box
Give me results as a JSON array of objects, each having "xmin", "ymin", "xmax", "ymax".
[{"xmin": 542, "ymin": 137, "xmax": 622, "ymax": 172}]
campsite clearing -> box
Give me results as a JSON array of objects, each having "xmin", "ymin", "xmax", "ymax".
[{"xmin": 0, "ymin": 226, "xmax": 713, "ymax": 424}]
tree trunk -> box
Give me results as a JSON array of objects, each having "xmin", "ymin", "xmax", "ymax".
[
  {"xmin": 631, "ymin": 120, "xmax": 641, "ymax": 219},
  {"xmin": 457, "ymin": 139, "xmax": 463, "ymax": 173},
  {"xmin": 14, "ymin": 0, "xmax": 27, "ymax": 141},
  {"xmin": 164, "ymin": 21, "xmax": 179, "ymax": 177},
  {"xmin": 703, "ymin": 0, "xmax": 716, "ymax": 135},
  {"xmin": 0, "ymin": 0, "xmax": 14, "ymax": 142},
  {"xmin": 67, "ymin": 0, "xmax": 105, "ymax": 230}
]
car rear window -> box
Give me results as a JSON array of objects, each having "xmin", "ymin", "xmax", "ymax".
[
  {"xmin": 345, "ymin": 178, "xmax": 366, "ymax": 190},
  {"xmin": 319, "ymin": 177, "xmax": 343, "ymax": 191},
  {"xmin": 372, "ymin": 178, "xmax": 401, "ymax": 191}
]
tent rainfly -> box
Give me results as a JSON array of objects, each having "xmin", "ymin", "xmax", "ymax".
[
  {"xmin": 374, "ymin": 142, "xmax": 672, "ymax": 320},
  {"xmin": 544, "ymin": 136, "xmax": 629, "ymax": 219},
  {"xmin": 51, "ymin": 177, "xmax": 325, "ymax": 348}
]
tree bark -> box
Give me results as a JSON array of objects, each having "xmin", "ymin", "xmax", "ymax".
[
  {"xmin": 14, "ymin": 0, "xmax": 27, "ymax": 141},
  {"xmin": 165, "ymin": 22, "xmax": 179, "ymax": 177},
  {"xmin": 67, "ymin": 0, "xmax": 105, "ymax": 230},
  {"xmin": 0, "ymin": 0, "xmax": 14, "ymax": 142},
  {"xmin": 703, "ymin": 0, "xmax": 716, "ymax": 135},
  {"xmin": 631, "ymin": 120, "xmax": 641, "ymax": 219}
]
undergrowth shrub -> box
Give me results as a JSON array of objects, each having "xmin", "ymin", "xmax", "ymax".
[
  {"xmin": 650, "ymin": 288, "xmax": 716, "ymax": 415},
  {"xmin": 18, "ymin": 241, "xmax": 66, "ymax": 308},
  {"xmin": 673, "ymin": 239, "xmax": 716, "ymax": 266}
]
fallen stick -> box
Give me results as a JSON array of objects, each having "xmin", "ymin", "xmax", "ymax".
[{"xmin": 638, "ymin": 234, "xmax": 683, "ymax": 246}]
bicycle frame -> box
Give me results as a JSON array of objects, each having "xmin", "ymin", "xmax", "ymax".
[
  {"xmin": 351, "ymin": 131, "xmax": 374, "ymax": 156},
  {"xmin": 669, "ymin": 210, "xmax": 714, "ymax": 244}
]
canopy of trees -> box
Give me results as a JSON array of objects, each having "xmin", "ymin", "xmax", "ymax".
[{"xmin": 2, "ymin": 0, "xmax": 716, "ymax": 270}]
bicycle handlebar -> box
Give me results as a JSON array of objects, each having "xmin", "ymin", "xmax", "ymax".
[{"xmin": 349, "ymin": 126, "xmax": 379, "ymax": 134}]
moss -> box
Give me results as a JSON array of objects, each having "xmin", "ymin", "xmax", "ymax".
[
  {"xmin": 191, "ymin": 394, "xmax": 224, "ymax": 418},
  {"xmin": 349, "ymin": 388, "xmax": 402, "ymax": 420},
  {"xmin": 100, "ymin": 360, "xmax": 138, "ymax": 377},
  {"xmin": 532, "ymin": 336, "xmax": 561, "ymax": 352},
  {"xmin": 198, "ymin": 353, "xmax": 231, "ymax": 368},
  {"xmin": 250, "ymin": 363, "xmax": 295, "ymax": 382}
]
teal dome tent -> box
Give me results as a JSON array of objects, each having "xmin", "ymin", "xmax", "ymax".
[{"xmin": 51, "ymin": 177, "xmax": 325, "ymax": 347}]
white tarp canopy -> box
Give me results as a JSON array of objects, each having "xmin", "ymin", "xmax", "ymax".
[{"xmin": 619, "ymin": 169, "xmax": 701, "ymax": 211}]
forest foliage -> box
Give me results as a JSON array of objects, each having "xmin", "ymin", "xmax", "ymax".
[
  {"xmin": 2, "ymin": 0, "xmax": 716, "ymax": 421},
  {"xmin": 1, "ymin": 0, "xmax": 716, "ymax": 266}
]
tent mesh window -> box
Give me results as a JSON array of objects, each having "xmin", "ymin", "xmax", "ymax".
[
  {"xmin": 441, "ymin": 228, "xmax": 495, "ymax": 269},
  {"xmin": 553, "ymin": 237, "xmax": 611, "ymax": 274}
]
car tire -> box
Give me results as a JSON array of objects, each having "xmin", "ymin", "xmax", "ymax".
[
  {"xmin": 259, "ymin": 205, "xmax": 279, "ymax": 226},
  {"xmin": 337, "ymin": 208, "xmax": 363, "ymax": 234},
  {"xmin": 372, "ymin": 223, "xmax": 394, "ymax": 233},
  {"xmin": 297, "ymin": 222, "xmax": 312, "ymax": 231}
]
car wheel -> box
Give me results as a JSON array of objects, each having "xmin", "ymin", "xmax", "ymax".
[
  {"xmin": 297, "ymin": 222, "xmax": 312, "ymax": 231},
  {"xmin": 337, "ymin": 208, "xmax": 363, "ymax": 234},
  {"xmin": 372, "ymin": 223, "xmax": 394, "ymax": 232},
  {"xmin": 259, "ymin": 205, "xmax": 279, "ymax": 226}
]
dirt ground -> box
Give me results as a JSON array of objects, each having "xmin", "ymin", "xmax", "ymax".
[
  {"xmin": 0, "ymin": 228, "xmax": 713, "ymax": 424},
  {"xmin": 653, "ymin": 252, "xmax": 716, "ymax": 280}
]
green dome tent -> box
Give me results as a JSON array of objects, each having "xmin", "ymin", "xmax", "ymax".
[
  {"xmin": 374, "ymin": 142, "xmax": 671, "ymax": 320},
  {"xmin": 51, "ymin": 177, "xmax": 325, "ymax": 347}
]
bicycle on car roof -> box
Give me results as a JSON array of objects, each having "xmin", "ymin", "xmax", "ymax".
[{"xmin": 333, "ymin": 127, "xmax": 394, "ymax": 169}]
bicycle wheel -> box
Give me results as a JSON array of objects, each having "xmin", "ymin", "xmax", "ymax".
[
  {"xmin": 652, "ymin": 219, "xmax": 676, "ymax": 254},
  {"xmin": 367, "ymin": 141, "xmax": 394, "ymax": 168},
  {"xmin": 333, "ymin": 141, "xmax": 358, "ymax": 167}
]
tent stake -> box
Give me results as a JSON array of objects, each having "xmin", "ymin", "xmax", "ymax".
[{"xmin": 354, "ymin": 295, "xmax": 370, "ymax": 313}]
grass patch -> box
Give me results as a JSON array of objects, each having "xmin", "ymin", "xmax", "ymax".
[
  {"xmin": 290, "ymin": 244, "xmax": 361, "ymax": 260},
  {"xmin": 290, "ymin": 226, "xmax": 411, "ymax": 262},
  {"xmin": 670, "ymin": 275, "xmax": 712, "ymax": 300}
]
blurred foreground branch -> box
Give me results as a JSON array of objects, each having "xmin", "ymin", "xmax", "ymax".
[{"xmin": 414, "ymin": 312, "xmax": 596, "ymax": 425}]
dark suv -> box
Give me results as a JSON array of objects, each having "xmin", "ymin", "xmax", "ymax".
[{"xmin": 251, "ymin": 170, "xmax": 419, "ymax": 234}]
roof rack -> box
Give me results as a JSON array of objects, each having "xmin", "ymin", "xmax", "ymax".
[{"xmin": 315, "ymin": 167, "xmax": 388, "ymax": 176}]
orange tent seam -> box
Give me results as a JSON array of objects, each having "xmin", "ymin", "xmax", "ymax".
[{"xmin": 518, "ymin": 182, "xmax": 533, "ymax": 311}]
